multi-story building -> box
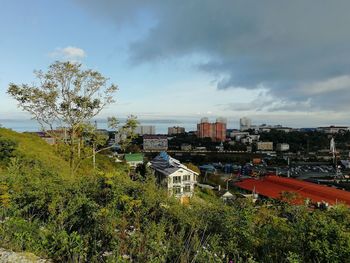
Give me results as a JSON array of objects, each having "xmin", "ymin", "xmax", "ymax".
[
  {"xmin": 168, "ymin": 126, "xmax": 185, "ymax": 135},
  {"xmin": 135, "ymin": 125, "xmax": 156, "ymax": 136},
  {"xmin": 240, "ymin": 117, "xmax": 252, "ymax": 131},
  {"xmin": 256, "ymin": 142, "xmax": 273, "ymax": 151},
  {"xmin": 197, "ymin": 117, "xmax": 227, "ymax": 142},
  {"xmin": 151, "ymin": 152, "xmax": 198, "ymax": 203},
  {"xmin": 143, "ymin": 135, "xmax": 168, "ymax": 151}
]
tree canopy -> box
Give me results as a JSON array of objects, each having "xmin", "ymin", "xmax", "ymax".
[{"xmin": 7, "ymin": 61, "xmax": 118, "ymax": 172}]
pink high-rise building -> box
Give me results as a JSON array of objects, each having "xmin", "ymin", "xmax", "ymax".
[{"xmin": 197, "ymin": 117, "xmax": 227, "ymax": 142}]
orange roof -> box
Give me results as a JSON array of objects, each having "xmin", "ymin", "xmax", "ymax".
[{"xmin": 235, "ymin": 175, "xmax": 350, "ymax": 206}]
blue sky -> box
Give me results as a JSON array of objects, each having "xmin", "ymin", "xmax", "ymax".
[{"xmin": 1, "ymin": 0, "xmax": 350, "ymax": 129}]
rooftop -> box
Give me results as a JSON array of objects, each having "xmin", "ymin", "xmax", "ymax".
[
  {"xmin": 124, "ymin": 153, "xmax": 144, "ymax": 162},
  {"xmin": 235, "ymin": 175, "xmax": 350, "ymax": 206},
  {"xmin": 151, "ymin": 152, "xmax": 198, "ymax": 176}
]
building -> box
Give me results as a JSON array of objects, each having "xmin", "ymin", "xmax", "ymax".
[
  {"xmin": 276, "ymin": 143, "xmax": 290, "ymax": 152},
  {"xmin": 317, "ymin": 126, "xmax": 350, "ymax": 134},
  {"xmin": 240, "ymin": 117, "xmax": 252, "ymax": 131},
  {"xmin": 197, "ymin": 117, "xmax": 227, "ymax": 142},
  {"xmin": 28, "ymin": 129, "xmax": 69, "ymax": 145},
  {"xmin": 135, "ymin": 125, "xmax": 156, "ymax": 136},
  {"xmin": 256, "ymin": 142, "xmax": 273, "ymax": 151},
  {"xmin": 143, "ymin": 135, "xmax": 168, "ymax": 151},
  {"xmin": 230, "ymin": 131, "xmax": 260, "ymax": 144},
  {"xmin": 124, "ymin": 153, "xmax": 144, "ymax": 168},
  {"xmin": 230, "ymin": 131, "xmax": 250, "ymax": 141},
  {"xmin": 180, "ymin": 143, "xmax": 192, "ymax": 151},
  {"xmin": 150, "ymin": 152, "xmax": 198, "ymax": 203},
  {"xmin": 235, "ymin": 175, "xmax": 350, "ymax": 207},
  {"xmin": 249, "ymin": 124, "xmax": 293, "ymax": 133},
  {"xmin": 168, "ymin": 126, "xmax": 185, "ymax": 135}
]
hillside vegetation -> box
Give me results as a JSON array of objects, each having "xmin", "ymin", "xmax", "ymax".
[{"xmin": 1, "ymin": 129, "xmax": 350, "ymax": 262}]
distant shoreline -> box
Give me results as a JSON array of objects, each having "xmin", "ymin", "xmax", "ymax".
[{"xmin": 0, "ymin": 118, "xmax": 213, "ymax": 134}]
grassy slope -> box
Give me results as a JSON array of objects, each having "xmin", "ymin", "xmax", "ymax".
[
  {"xmin": 0, "ymin": 128, "xmax": 71, "ymax": 176},
  {"xmin": 0, "ymin": 128, "xmax": 128, "ymax": 179}
]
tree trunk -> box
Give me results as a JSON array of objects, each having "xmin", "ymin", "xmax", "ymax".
[
  {"xmin": 93, "ymin": 143, "xmax": 96, "ymax": 169},
  {"xmin": 78, "ymin": 138, "xmax": 81, "ymax": 159},
  {"xmin": 69, "ymin": 129, "xmax": 75, "ymax": 174}
]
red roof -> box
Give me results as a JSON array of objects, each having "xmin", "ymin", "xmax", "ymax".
[{"xmin": 235, "ymin": 175, "xmax": 350, "ymax": 206}]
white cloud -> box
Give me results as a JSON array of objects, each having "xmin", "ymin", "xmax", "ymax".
[
  {"xmin": 49, "ymin": 46, "xmax": 86, "ymax": 61},
  {"xmin": 300, "ymin": 75, "xmax": 350, "ymax": 95}
]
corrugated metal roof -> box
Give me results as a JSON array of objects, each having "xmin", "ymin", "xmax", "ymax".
[{"xmin": 235, "ymin": 175, "xmax": 350, "ymax": 206}]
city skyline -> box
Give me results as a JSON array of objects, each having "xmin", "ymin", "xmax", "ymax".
[{"xmin": 1, "ymin": 1, "xmax": 350, "ymax": 127}]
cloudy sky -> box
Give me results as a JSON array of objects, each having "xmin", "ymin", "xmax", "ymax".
[{"xmin": 1, "ymin": 0, "xmax": 350, "ymax": 129}]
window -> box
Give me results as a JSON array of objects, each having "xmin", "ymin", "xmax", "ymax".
[
  {"xmin": 173, "ymin": 186, "xmax": 181, "ymax": 195},
  {"xmin": 173, "ymin": 176, "xmax": 181, "ymax": 184},
  {"xmin": 183, "ymin": 185, "xmax": 191, "ymax": 193},
  {"xmin": 183, "ymin": 174, "xmax": 190, "ymax": 181}
]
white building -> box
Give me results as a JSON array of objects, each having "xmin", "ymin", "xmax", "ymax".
[
  {"xmin": 230, "ymin": 131, "xmax": 250, "ymax": 141},
  {"xmin": 230, "ymin": 131, "xmax": 260, "ymax": 145},
  {"xmin": 151, "ymin": 152, "xmax": 198, "ymax": 203},
  {"xmin": 240, "ymin": 117, "xmax": 252, "ymax": 131},
  {"xmin": 276, "ymin": 143, "xmax": 290, "ymax": 152},
  {"xmin": 135, "ymin": 125, "xmax": 156, "ymax": 135}
]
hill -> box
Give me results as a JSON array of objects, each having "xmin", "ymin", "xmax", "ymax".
[
  {"xmin": 1, "ymin": 129, "xmax": 350, "ymax": 262},
  {"xmin": 0, "ymin": 128, "xmax": 71, "ymax": 177}
]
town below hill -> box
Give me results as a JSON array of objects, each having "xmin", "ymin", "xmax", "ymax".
[{"xmin": 1, "ymin": 127, "xmax": 350, "ymax": 262}]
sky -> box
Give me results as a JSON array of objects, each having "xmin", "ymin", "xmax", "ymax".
[{"xmin": 1, "ymin": 0, "xmax": 350, "ymax": 131}]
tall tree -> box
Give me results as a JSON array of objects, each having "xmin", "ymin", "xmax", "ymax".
[
  {"xmin": 116, "ymin": 115, "xmax": 139, "ymax": 152},
  {"xmin": 7, "ymin": 61, "xmax": 117, "ymax": 172}
]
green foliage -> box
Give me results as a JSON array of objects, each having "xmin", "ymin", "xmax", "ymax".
[
  {"xmin": 0, "ymin": 137, "xmax": 17, "ymax": 161},
  {"xmin": 7, "ymin": 61, "xmax": 117, "ymax": 132},
  {"xmin": 1, "ymin": 129, "xmax": 350, "ymax": 262},
  {"xmin": 0, "ymin": 128, "xmax": 71, "ymax": 176},
  {"xmin": 118, "ymin": 115, "xmax": 139, "ymax": 152},
  {"xmin": 184, "ymin": 162, "xmax": 200, "ymax": 174}
]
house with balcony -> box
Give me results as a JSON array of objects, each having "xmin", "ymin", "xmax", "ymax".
[{"xmin": 150, "ymin": 152, "xmax": 198, "ymax": 203}]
